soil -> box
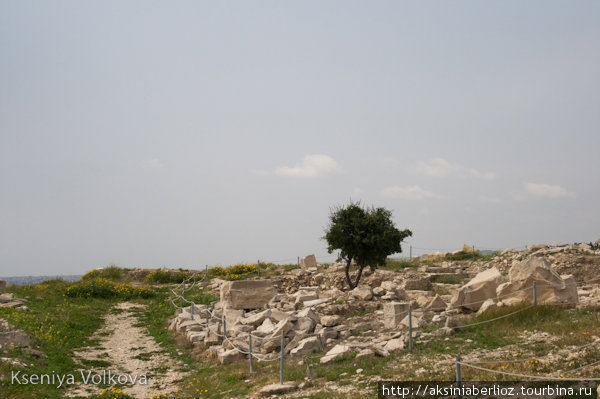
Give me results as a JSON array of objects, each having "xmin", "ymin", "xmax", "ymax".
[{"xmin": 67, "ymin": 302, "xmax": 187, "ymax": 398}]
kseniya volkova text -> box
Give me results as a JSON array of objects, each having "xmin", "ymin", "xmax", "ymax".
[{"xmin": 11, "ymin": 370, "xmax": 148, "ymax": 388}]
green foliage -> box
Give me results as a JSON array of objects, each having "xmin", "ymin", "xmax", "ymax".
[
  {"xmin": 430, "ymin": 274, "xmax": 463, "ymax": 284},
  {"xmin": 81, "ymin": 265, "xmax": 124, "ymax": 282},
  {"xmin": 208, "ymin": 263, "xmax": 258, "ymax": 280},
  {"xmin": 0, "ymin": 281, "xmax": 116, "ymax": 399},
  {"xmin": 145, "ymin": 269, "xmax": 191, "ymax": 284},
  {"xmin": 323, "ymin": 201, "xmax": 412, "ymax": 288},
  {"xmin": 65, "ymin": 278, "xmax": 153, "ymax": 299},
  {"xmin": 382, "ymin": 258, "xmax": 420, "ymax": 271},
  {"xmin": 444, "ymin": 249, "xmax": 480, "ymax": 261}
]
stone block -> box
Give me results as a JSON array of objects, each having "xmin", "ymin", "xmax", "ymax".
[
  {"xmin": 220, "ymin": 279, "xmax": 276, "ymax": 310},
  {"xmin": 383, "ymin": 302, "xmax": 410, "ymax": 329},
  {"xmin": 300, "ymin": 255, "xmax": 317, "ymax": 269}
]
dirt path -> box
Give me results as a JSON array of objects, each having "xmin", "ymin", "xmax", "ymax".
[{"xmin": 67, "ymin": 302, "xmax": 187, "ymax": 398}]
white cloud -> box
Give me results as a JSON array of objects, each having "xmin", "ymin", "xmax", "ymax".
[
  {"xmin": 414, "ymin": 157, "xmax": 495, "ymax": 180},
  {"xmin": 418, "ymin": 207, "xmax": 430, "ymax": 216},
  {"xmin": 523, "ymin": 183, "xmax": 574, "ymax": 198},
  {"xmin": 142, "ymin": 158, "xmax": 163, "ymax": 169},
  {"xmin": 275, "ymin": 154, "xmax": 342, "ymax": 178},
  {"xmin": 381, "ymin": 185, "xmax": 438, "ymax": 200},
  {"xmin": 415, "ymin": 157, "xmax": 455, "ymax": 177}
]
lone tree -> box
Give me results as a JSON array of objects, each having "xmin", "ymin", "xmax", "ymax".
[{"xmin": 323, "ymin": 202, "xmax": 412, "ymax": 290}]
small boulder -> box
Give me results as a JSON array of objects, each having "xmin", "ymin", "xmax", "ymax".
[
  {"xmin": 383, "ymin": 338, "xmax": 405, "ymax": 352},
  {"xmin": 352, "ymin": 286, "xmax": 374, "ymax": 301},
  {"xmin": 290, "ymin": 336, "xmax": 323, "ymax": 357},
  {"xmin": 320, "ymin": 315, "xmax": 342, "ymax": 327},
  {"xmin": 320, "ymin": 344, "xmax": 352, "ymax": 364}
]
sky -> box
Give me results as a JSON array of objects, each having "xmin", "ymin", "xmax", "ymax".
[{"xmin": 1, "ymin": 1, "xmax": 599, "ymax": 276}]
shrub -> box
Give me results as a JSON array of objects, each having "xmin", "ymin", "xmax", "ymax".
[
  {"xmin": 145, "ymin": 269, "xmax": 190, "ymax": 284},
  {"xmin": 65, "ymin": 278, "xmax": 153, "ymax": 299},
  {"xmin": 445, "ymin": 250, "xmax": 479, "ymax": 261},
  {"xmin": 81, "ymin": 265, "xmax": 123, "ymax": 282},
  {"xmin": 207, "ymin": 263, "xmax": 257, "ymax": 280}
]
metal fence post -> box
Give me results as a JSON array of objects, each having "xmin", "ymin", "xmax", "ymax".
[
  {"xmin": 280, "ymin": 331, "xmax": 285, "ymax": 384},
  {"xmin": 472, "ymin": 245, "xmax": 475, "ymax": 261},
  {"xmin": 408, "ymin": 304, "xmax": 413, "ymax": 353},
  {"xmin": 249, "ymin": 334, "xmax": 253, "ymax": 373},
  {"xmin": 190, "ymin": 302, "xmax": 194, "ymax": 317},
  {"xmin": 410, "ymin": 246, "xmax": 412, "ymax": 260},
  {"xmin": 181, "ymin": 284, "xmax": 185, "ymax": 309},
  {"xmin": 223, "ymin": 317, "xmax": 227, "ymax": 337},
  {"xmin": 297, "ymin": 256, "xmax": 300, "ymax": 266},
  {"xmin": 533, "ymin": 282, "xmax": 537, "ymax": 306},
  {"xmin": 205, "ymin": 264, "xmax": 208, "ymax": 279},
  {"xmin": 257, "ymin": 259, "xmax": 260, "ymax": 277},
  {"xmin": 456, "ymin": 354, "xmax": 462, "ymax": 399}
]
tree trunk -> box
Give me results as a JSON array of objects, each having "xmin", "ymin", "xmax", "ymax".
[
  {"xmin": 345, "ymin": 257, "xmax": 355, "ymax": 289},
  {"xmin": 345, "ymin": 258, "xmax": 365, "ymax": 290},
  {"xmin": 353, "ymin": 264, "xmax": 364, "ymax": 288}
]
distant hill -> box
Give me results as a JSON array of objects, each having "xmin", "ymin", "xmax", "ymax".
[{"xmin": 0, "ymin": 275, "xmax": 82, "ymax": 286}]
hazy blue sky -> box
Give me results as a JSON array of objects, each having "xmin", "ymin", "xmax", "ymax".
[{"xmin": 1, "ymin": 1, "xmax": 599, "ymax": 276}]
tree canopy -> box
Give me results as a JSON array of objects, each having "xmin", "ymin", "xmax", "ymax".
[{"xmin": 323, "ymin": 202, "xmax": 412, "ymax": 289}]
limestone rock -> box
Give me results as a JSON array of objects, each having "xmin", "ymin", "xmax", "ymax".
[
  {"xmin": 528, "ymin": 244, "xmax": 548, "ymax": 252},
  {"xmin": 290, "ymin": 336, "xmax": 322, "ymax": 357},
  {"xmin": 425, "ymin": 295, "xmax": 447, "ymax": 311},
  {"xmin": 449, "ymin": 267, "xmax": 504, "ymax": 311},
  {"xmin": 403, "ymin": 276, "xmax": 432, "ymax": 291},
  {"xmin": 222, "ymin": 308, "xmax": 244, "ymax": 330},
  {"xmin": 220, "ymin": 280, "xmax": 276, "ymax": 310},
  {"xmin": 352, "ymin": 286, "xmax": 373, "ymax": 301},
  {"xmin": 301, "ymin": 255, "xmax": 317, "ymax": 269},
  {"xmin": 0, "ymin": 330, "xmax": 30, "ymax": 348},
  {"xmin": 320, "ymin": 344, "xmax": 351, "ymax": 364},
  {"xmin": 355, "ymin": 348, "xmax": 375, "ymax": 360},
  {"xmin": 477, "ymin": 299, "xmax": 498, "ymax": 314},
  {"xmin": 383, "ymin": 338, "xmax": 405, "ymax": 352},
  {"xmin": 320, "ymin": 315, "xmax": 342, "ymax": 327},
  {"xmin": 218, "ymin": 349, "xmax": 242, "ymax": 364},
  {"xmin": 297, "ymin": 308, "xmax": 320, "ymax": 324},
  {"xmin": 271, "ymin": 318, "xmax": 294, "ymax": 337},
  {"xmin": 240, "ymin": 309, "xmax": 271, "ymax": 326},
  {"xmin": 383, "ymin": 302, "xmax": 410, "ymax": 329},
  {"xmin": 256, "ymin": 318, "xmax": 275, "ymax": 335},
  {"xmin": 293, "ymin": 317, "xmax": 315, "ymax": 334},
  {"xmin": 258, "ymin": 382, "xmax": 297, "ymax": 396},
  {"xmin": 496, "ymin": 257, "xmax": 578, "ymax": 307}
]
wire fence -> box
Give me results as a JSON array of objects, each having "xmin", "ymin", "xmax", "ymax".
[{"xmin": 166, "ymin": 271, "xmax": 600, "ymax": 384}]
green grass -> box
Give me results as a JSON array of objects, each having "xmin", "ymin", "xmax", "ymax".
[
  {"xmin": 381, "ymin": 258, "xmax": 420, "ymax": 271},
  {"xmin": 81, "ymin": 266, "xmax": 128, "ymax": 282},
  {"xmin": 0, "ymin": 280, "xmax": 117, "ymax": 399},
  {"xmin": 430, "ymin": 274, "xmax": 463, "ymax": 284}
]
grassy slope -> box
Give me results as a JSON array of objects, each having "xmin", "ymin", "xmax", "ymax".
[{"xmin": 0, "ymin": 280, "xmax": 117, "ymax": 399}]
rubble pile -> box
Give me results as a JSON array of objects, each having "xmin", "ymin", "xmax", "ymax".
[
  {"xmin": 167, "ymin": 243, "xmax": 599, "ymax": 365},
  {"xmin": 0, "ymin": 292, "xmax": 29, "ymax": 310}
]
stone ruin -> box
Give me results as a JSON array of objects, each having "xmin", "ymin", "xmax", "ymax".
[{"xmin": 168, "ymin": 245, "xmax": 597, "ymax": 365}]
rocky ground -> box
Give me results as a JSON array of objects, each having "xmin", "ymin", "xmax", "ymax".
[{"xmin": 167, "ymin": 243, "xmax": 600, "ymax": 396}]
